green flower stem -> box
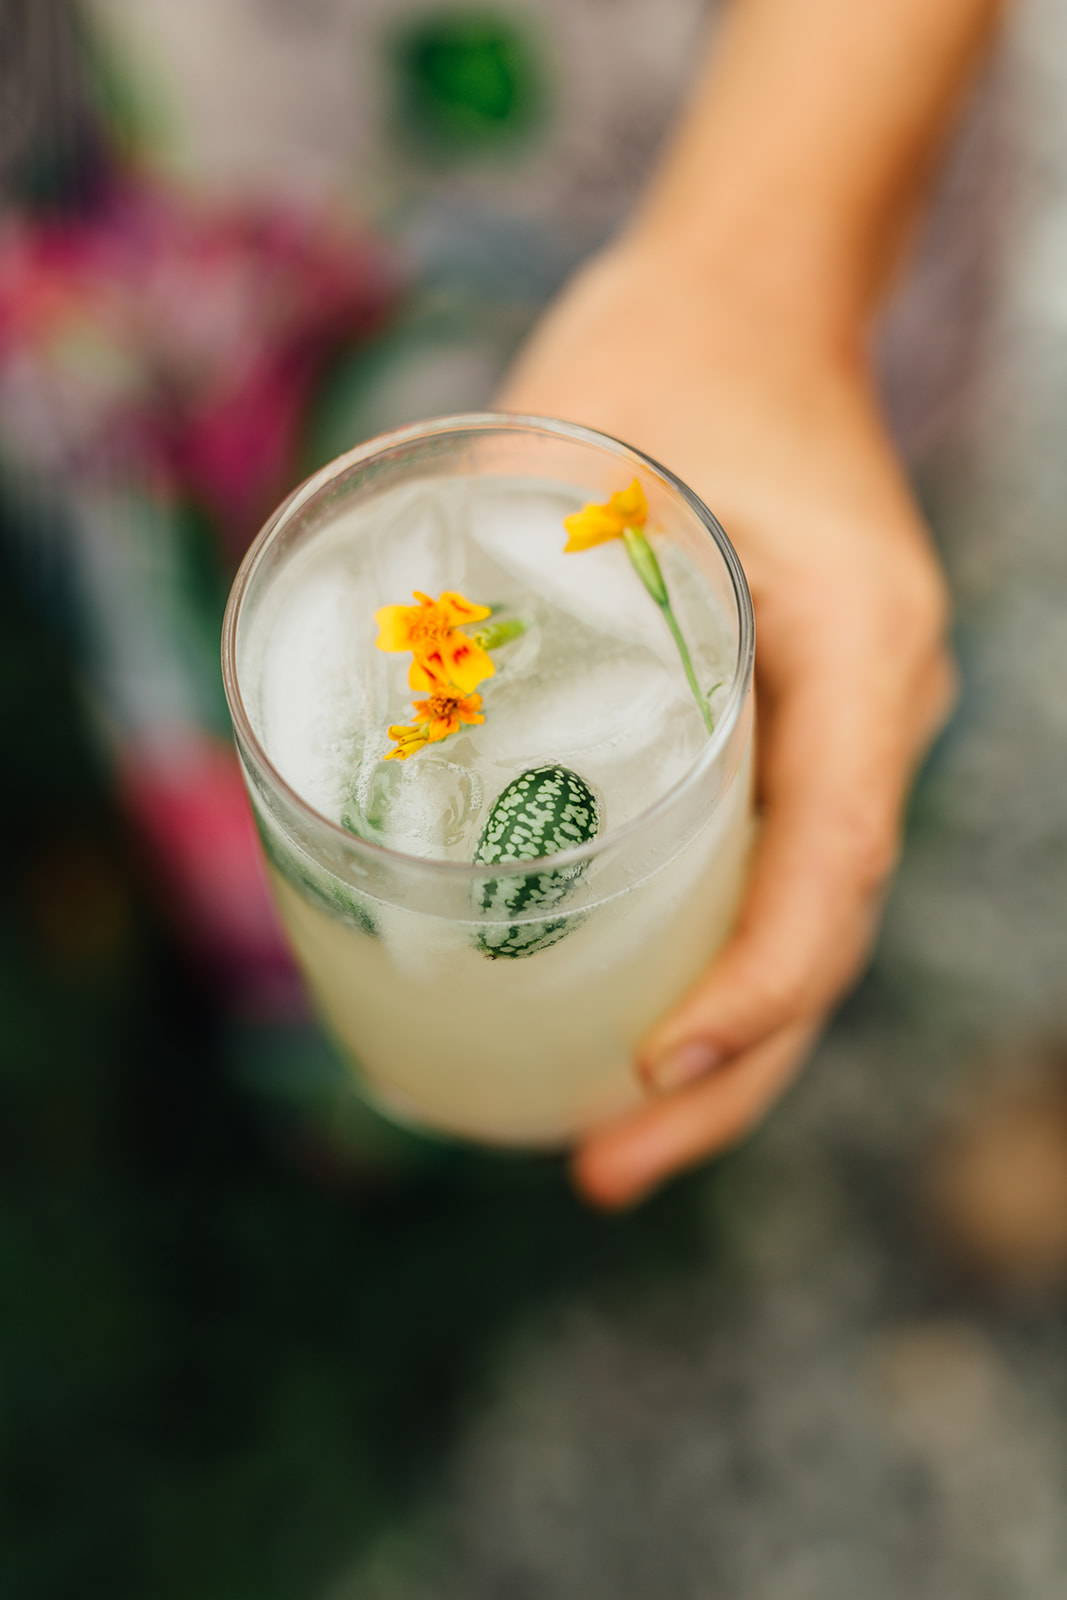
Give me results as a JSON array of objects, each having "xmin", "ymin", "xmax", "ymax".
[
  {"xmin": 474, "ymin": 616, "xmax": 528, "ymax": 651},
  {"xmin": 661, "ymin": 605, "xmax": 715, "ymax": 734},
  {"xmin": 622, "ymin": 526, "xmax": 715, "ymax": 735},
  {"xmin": 621, "ymin": 525, "xmax": 669, "ymax": 606}
]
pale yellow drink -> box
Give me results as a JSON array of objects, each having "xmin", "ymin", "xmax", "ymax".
[
  {"xmin": 262, "ymin": 741, "xmax": 751, "ymax": 1146},
  {"xmin": 224, "ymin": 417, "xmax": 755, "ymax": 1148}
]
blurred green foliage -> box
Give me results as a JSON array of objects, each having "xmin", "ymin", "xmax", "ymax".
[{"xmin": 389, "ymin": 10, "xmax": 545, "ymax": 155}]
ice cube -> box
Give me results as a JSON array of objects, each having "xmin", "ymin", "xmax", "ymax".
[
  {"xmin": 465, "ymin": 480, "xmax": 677, "ymax": 660},
  {"xmin": 366, "ymin": 478, "xmax": 467, "ymax": 604},
  {"xmin": 255, "ymin": 478, "xmax": 484, "ymax": 824},
  {"xmin": 255, "ymin": 560, "xmax": 370, "ymax": 819},
  {"xmin": 471, "ymin": 645, "xmax": 707, "ymax": 831},
  {"xmin": 351, "ymin": 751, "xmax": 485, "ymax": 860}
]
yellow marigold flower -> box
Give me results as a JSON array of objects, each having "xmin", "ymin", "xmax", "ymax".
[
  {"xmin": 561, "ymin": 477, "xmax": 715, "ymax": 734},
  {"xmin": 374, "ymin": 590, "xmax": 494, "ymax": 694},
  {"xmin": 384, "ymin": 689, "xmax": 485, "ymax": 761},
  {"xmin": 563, "ymin": 478, "xmax": 649, "ymax": 552}
]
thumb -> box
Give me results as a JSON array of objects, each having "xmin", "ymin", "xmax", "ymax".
[{"xmin": 640, "ymin": 683, "xmax": 902, "ymax": 1091}]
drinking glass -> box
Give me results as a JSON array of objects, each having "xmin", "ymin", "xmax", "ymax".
[{"xmin": 222, "ymin": 413, "xmax": 755, "ymax": 1146}]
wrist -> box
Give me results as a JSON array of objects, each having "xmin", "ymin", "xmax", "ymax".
[{"xmin": 614, "ymin": 205, "xmax": 876, "ymax": 378}]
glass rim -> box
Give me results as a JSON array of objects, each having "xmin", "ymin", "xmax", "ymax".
[{"xmin": 221, "ymin": 411, "xmax": 755, "ymax": 881}]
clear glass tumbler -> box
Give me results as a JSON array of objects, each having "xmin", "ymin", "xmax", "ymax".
[{"xmin": 222, "ymin": 414, "xmax": 755, "ymax": 1147}]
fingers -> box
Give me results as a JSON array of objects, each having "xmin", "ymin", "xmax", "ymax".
[
  {"xmin": 639, "ymin": 634, "xmax": 916, "ymax": 1095},
  {"xmin": 574, "ymin": 1021, "xmax": 821, "ymax": 1209},
  {"xmin": 639, "ymin": 681, "xmax": 895, "ymax": 1094}
]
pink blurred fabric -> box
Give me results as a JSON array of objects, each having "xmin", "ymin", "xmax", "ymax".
[
  {"xmin": 0, "ymin": 180, "xmax": 397, "ymax": 541},
  {"xmin": 0, "ymin": 178, "xmax": 399, "ymax": 1004}
]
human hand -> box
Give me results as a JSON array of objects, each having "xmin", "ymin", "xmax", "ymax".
[{"xmin": 498, "ymin": 240, "xmax": 957, "ymax": 1207}]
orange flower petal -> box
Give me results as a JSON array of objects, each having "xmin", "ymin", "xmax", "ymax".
[
  {"xmin": 374, "ymin": 603, "xmax": 419, "ymax": 652},
  {"xmin": 609, "ymin": 478, "xmax": 648, "ymax": 528},
  {"xmin": 427, "ymin": 712, "xmax": 459, "ymax": 741},
  {"xmin": 384, "ymin": 722, "xmax": 430, "ymax": 760},
  {"xmin": 563, "ymin": 504, "xmax": 622, "ymax": 553},
  {"xmin": 437, "ymin": 591, "xmax": 492, "ymax": 628},
  {"xmin": 440, "ymin": 634, "xmax": 495, "ymax": 694},
  {"xmin": 408, "ymin": 651, "xmax": 450, "ymax": 693},
  {"xmin": 456, "ymin": 694, "xmax": 485, "ymax": 725},
  {"xmin": 563, "ymin": 478, "xmax": 649, "ymax": 553}
]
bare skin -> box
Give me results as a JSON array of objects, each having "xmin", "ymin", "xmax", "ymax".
[{"xmin": 500, "ymin": 0, "xmax": 1004, "ymax": 1207}]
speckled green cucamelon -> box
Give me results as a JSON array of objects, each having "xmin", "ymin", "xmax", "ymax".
[{"xmin": 473, "ymin": 764, "xmax": 600, "ymax": 959}]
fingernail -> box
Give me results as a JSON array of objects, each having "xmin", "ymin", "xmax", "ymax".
[{"xmin": 649, "ymin": 1040, "xmax": 724, "ymax": 1092}]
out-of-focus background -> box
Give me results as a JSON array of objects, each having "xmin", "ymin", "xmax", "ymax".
[{"xmin": 3, "ymin": 2, "xmax": 1067, "ymax": 1596}]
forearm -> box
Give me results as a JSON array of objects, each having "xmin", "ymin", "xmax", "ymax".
[{"xmin": 628, "ymin": 0, "xmax": 1006, "ymax": 345}]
